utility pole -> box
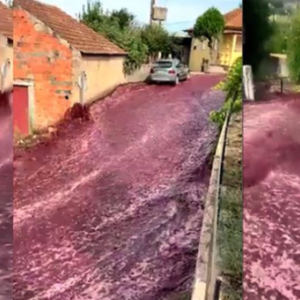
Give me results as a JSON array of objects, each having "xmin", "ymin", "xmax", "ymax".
[{"xmin": 150, "ymin": 0, "xmax": 155, "ymax": 25}]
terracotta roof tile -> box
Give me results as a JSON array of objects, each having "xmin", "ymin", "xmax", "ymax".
[
  {"xmin": 0, "ymin": 1, "xmax": 13, "ymax": 40},
  {"xmin": 14, "ymin": 0, "xmax": 126, "ymax": 55},
  {"xmin": 224, "ymin": 8, "xmax": 242, "ymax": 30}
]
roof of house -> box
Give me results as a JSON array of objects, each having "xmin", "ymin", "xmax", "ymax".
[
  {"xmin": 184, "ymin": 7, "xmax": 242, "ymax": 33},
  {"xmin": 0, "ymin": 1, "xmax": 13, "ymax": 40},
  {"xmin": 224, "ymin": 8, "xmax": 242, "ymax": 30},
  {"xmin": 14, "ymin": 0, "xmax": 126, "ymax": 55}
]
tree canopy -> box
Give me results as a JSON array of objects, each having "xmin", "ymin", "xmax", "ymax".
[
  {"xmin": 287, "ymin": 8, "xmax": 300, "ymax": 83},
  {"xmin": 243, "ymin": 0, "xmax": 272, "ymax": 75},
  {"xmin": 193, "ymin": 7, "xmax": 225, "ymax": 48}
]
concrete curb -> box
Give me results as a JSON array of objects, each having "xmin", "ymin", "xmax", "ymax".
[{"xmin": 191, "ymin": 113, "xmax": 230, "ymax": 300}]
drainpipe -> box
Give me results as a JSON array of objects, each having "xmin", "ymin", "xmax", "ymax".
[
  {"xmin": 78, "ymin": 71, "xmax": 88, "ymax": 105},
  {"xmin": 0, "ymin": 59, "xmax": 11, "ymax": 92}
]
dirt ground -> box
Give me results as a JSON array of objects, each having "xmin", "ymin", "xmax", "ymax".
[{"xmin": 12, "ymin": 75, "xmax": 225, "ymax": 300}]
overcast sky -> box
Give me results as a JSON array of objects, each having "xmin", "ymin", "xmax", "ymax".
[{"xmin": 41, "ymin": 0, "xmax": 240, "ymax": 32}]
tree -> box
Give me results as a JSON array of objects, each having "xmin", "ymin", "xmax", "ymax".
[
  {"xmin": 193, "ymin": 7, "xmax": 225, "ymax": 59},
  {"xmin": 80, "ymin": 1, "xmax": 148, "ymax": 74},
  {"xmin": 287, "ymin": 8, "xmax": 300, "ymax": 83},
  {"xmin": 243, "ymin": 0, "xmax": 272, "ymax": 75},
  {"xmin": 266, "ymin": 21, "xmax": 289, "ymax": 54},
  {"xmin": 80, "ymin": 1, "xmax": 181, "ymax": 73},
  {"xmin": 110, "ymin": 8, "xmax": 135, "ymax": 30},
  {"xmin": 140, "ymin": 24, "xmax": 182, "ymax": 60}
]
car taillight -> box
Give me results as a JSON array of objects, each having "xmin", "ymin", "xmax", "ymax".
[
  {"xmin": 150, "ymin": 68, "xmax": 154, "ymax": 74},
  {"xmin": 168, "ymin": 69, "xmax": 176, "ymax": 74}
]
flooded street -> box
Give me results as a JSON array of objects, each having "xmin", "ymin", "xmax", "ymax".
[
  {"xmin": 0, "ymin": 91, "xmax": 13, "ymax": 299},
  {"xmin": 13, "ymin": 75, "xmax": 224, "ymax": 300},
  {"xmin": 243, "ymin": 98, "xmax": 300, "ymax": 300}
]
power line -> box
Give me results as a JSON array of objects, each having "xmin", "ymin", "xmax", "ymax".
[{"xmin": 164, "ymin": 20, "xmax": 194, "ymax": 25}]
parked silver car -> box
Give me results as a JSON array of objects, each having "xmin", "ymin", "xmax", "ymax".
[{"xmin": 149, "ymin": 59, "xmax": 190, "ymax": 85}]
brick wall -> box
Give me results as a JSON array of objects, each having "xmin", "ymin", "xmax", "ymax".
[{"xmin": 13, "ymin": 7, "xmax": 74, "ymax": 130}]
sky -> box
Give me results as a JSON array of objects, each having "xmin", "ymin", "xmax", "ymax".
[{"xmin": 41, "ymin": 0, "xmax": 241, "ymax": 32}]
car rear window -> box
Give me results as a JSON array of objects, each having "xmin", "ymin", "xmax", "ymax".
[{"xmin": 155, "ymin": 61, "xmax": 172, "ymax": 68}]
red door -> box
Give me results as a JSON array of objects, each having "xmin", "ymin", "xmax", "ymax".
[{"xmin": 13, "ymin": 85, "xmax": 30, "ymax": 136}]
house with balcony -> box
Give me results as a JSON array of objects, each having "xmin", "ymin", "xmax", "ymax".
[
  {"xmin": 185, "ymin": 8, "xmax": 242, "ymax": 72},
  {"xmin": 219, "ymin": 8, "xmax": 242, "ymax": 68}
]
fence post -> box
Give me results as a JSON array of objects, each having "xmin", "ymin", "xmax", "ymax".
[
  {"xmin": 243, "ymin": 65, "xmax": 254, "ymax": 101},
  {"xmin": 213, "ymin": 277, "xmax": 222, "ymax": 300}
]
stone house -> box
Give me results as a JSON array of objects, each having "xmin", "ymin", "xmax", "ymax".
[{"xmin": 13, "ymin": 0, "xmax": 127, "ymax": 135}]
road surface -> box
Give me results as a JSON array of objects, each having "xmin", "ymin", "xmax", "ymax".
[
  {"xmin": 244, "ymin": 97, "xmax": 300, "ymax": 300},
  {"xmin": 13, "ymin": 75, "xmax": 224, "ymax": 300},
  {"xmin": 0, "ymin": 91, "xmax": 13, "ymax": 299}
]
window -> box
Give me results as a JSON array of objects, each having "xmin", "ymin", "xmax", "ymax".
[{"xmin": 155, "ymin": 61, "xmax": 173, "ymax": 68}]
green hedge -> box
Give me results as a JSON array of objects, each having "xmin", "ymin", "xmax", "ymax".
[{"xmin": 210, "ymin": 58, "xmax": 242, "ymax": 129}]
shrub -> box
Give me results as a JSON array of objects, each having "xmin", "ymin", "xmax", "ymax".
[
  {"xmin": 210, "ymin": 58, "xmax": 242, "ymax": 129},
  {"xmin": 80, "ymin": 1, "xmax": 181, "ymax": 74}
]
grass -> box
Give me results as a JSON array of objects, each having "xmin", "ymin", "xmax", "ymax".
[
  {"xmin": 217, "ymin": 113, "xmax": 242, "ymax": 300},
  {"xmin": 218, "ymin": 187, "xmax": 242, "ymax": 300},
  {"xmin": 165, "ymin": 291, "xmax": 191, "ymax": 300}
]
